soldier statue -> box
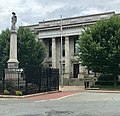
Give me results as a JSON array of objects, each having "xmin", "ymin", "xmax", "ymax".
[{"xmin": 11, "ymin": 12, "xmax": 17, "ymax": 30}]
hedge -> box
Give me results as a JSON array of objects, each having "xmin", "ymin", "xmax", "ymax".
[{"xmin": 95, "ymin": 81, "xmax": 120, "ymax": 86}]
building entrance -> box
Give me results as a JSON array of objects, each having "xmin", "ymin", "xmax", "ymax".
[{"xmin": 73, "ymin": 64, "xmax": 79, "ymax": 78}]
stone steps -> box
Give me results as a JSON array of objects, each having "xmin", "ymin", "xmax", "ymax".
[{"xmin": 59, "ymin": 86, "xmax": 85, "ymax": 91}]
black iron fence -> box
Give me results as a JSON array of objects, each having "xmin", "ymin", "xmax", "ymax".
[
  {"xmin": 0, "ymin": 66, "xmax": 5, "ymax": 94},
  {"xmin": 0, "ymin": 65, "xmax": 59, "ymax": 95},
  {"xmin": 24, "ymin": 66, "xmax": 59, "ymax": 94}
]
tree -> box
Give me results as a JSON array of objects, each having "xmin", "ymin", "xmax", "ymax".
[
  {"xmin": 0, "ymin": 27, "xmax": 46, "ymax": 68},
  {"xmin": 78, "ymin": 15, "xmax": 120, "ymax": 86},
  {"xmin": 0, "ymin": 29, "xmax": 10, "ymax": 68}
]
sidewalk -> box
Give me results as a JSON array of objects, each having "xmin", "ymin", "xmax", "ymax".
[
  {"xmin": 0, "ymin": 90, "xmax": 60, "ymax": 99},
  {"xmin": 1, "ymin": 86, "xmax": 120, "ymax": 99},
  {"xmin": 0, "ymin": 86, "xmax": 84, "ymax": 99},
  {"xmin": 59, "ymin": 86, "xmax": 120, "ymax": 93},
  {"xmin": 27, "ymin": 91, "xmax": 79, "ymax": 100}
]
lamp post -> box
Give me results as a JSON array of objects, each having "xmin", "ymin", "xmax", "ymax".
[{"xmin": 60, "ymin": 15, "xmax": 63, "ymax": 88}]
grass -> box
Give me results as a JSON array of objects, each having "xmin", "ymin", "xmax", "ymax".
[{"xmin": 99, "ymin": 86, "xmax": 120, "ymax": 90}]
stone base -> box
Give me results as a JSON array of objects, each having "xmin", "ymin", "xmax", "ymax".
[
  {"xmin": 5, "ymin": 68, "xmax": 19, "ymax": 80},
  {"xmin": 7, "ymin": 62, "xmax": 19, "ymax": 68},
  {"xmin": 5, "ymin": 72, "xmax": 19, "ymax": 81}
]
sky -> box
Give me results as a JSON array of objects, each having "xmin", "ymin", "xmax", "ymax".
[{"xmin": 0, "ymin": 0, "xmax": 120, "ymax": 32}]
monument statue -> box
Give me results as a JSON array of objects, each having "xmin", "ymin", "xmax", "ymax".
[
  {"xmin": 8, "ymin": 11, "xmax": 19, "ymax": 68},
  {"xmin": 11, "ymin": 12, "xmax": 17, "ymax": 30}
]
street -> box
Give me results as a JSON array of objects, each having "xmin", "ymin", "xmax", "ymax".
[{"xmin": 0, "ymin": 92, "xmax": 120, "ymax": 116}]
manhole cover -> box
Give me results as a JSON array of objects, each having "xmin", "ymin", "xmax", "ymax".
[{"xmin": 46, "ymin": 110, "xmax": 74, "ymax": 116}]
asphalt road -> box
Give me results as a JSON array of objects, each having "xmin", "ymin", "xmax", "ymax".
[{"xmin": 0, "ymin": 92, "xmax": 120, "ymax": 116}]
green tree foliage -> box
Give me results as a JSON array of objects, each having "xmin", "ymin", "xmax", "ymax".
[
  {"xmin": 0, "ymin": 29, "xmax": 10, "ymax": 68},
  {"xmin": 0, "ymin": 27, "xmax": 46, "ymax": 68},
  {"xmin": 78, "ymin": 15, "xmax": 120, "ymax": 86}
]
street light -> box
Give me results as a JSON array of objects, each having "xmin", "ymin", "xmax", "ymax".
[{"xmin": 60, "ymin": 15, "xmax": 63, "ymax": 88}]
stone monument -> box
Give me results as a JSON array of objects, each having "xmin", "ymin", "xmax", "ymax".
[
  {"xmin": 4, "ymin": 12, "xmax": 24, "ymax": 92},
  {"xmin": 7, "ymin": 12, "xmax": 19, "ymax": 68}
]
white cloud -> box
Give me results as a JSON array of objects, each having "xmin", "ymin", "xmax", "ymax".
[
  {"xmin": 81, "ymin": 7, "xmax": 105, "ymax": 15},
  {"xmin": 0, "ymin": 0, "xmax": 120, "ymax": 32}
]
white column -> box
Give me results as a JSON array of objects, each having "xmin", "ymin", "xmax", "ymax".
[
  {"xmin": 78, "ymin": 64, "xmax": 85, "ymax": 79},
  {"xmin": 52, "ymin": 37, "xmax": 57, "ymax": 68},
  {"xmin": 7, "ymin": 30, "xmax": 19, "ymax": 68},
  {"xmin": 65, "ymin": 36, "xmax": 70, "ymax": 78}
]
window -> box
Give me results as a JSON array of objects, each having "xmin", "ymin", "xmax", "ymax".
[
  {"xmin": 62, "ymin": 38, "xmax": 65, "ymax": 57},
  {"xmin": 49, "ymin": 39, "xmax": 52, "ymax": 57},
  {"xmin": 62, "ymin": 64, "xmax": 65, "ymax": 74},
  {"xmin": 49, "ymin": 64, "xmax": 52, "ymax": 68},
  {"xmin": 74, "ymin": 37, "xmax": 79, "ymax": 54},
  {"xmin": 60, "ymin": 37, "xmax": 65, "ymax": 57}
]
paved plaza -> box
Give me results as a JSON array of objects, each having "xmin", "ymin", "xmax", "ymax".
[{"xmin": 0, "ymin": 91, "xmax": 120, "ymax": 116}]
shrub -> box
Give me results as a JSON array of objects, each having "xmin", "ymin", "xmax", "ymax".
[
  {"xmin": 98, "ymin": 74, "xmax": 115, "ymax": 81},
  {"xmin": 95, "ymin": 81, "xmax": 114, "ymax": 86},
  {"xmin": 15, "ymin": 91, "xmax": 22, "ymax": 96},
  {"xmin": 4, "ymin": 90, "xmax": 10, "ymax": 95}
]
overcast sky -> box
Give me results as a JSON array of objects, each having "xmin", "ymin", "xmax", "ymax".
[{"xmin": 0, "ymin": 0, "xmax": 120, "ymax": 32}]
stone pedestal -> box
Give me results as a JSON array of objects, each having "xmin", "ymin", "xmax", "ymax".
[{"xmin": 5, "ymin": 29, "xmax": 19, "ymax": 81}]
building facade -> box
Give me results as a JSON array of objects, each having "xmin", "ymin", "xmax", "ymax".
[{"xmin": 25, "ymin": 12, "xmax": 116, "ymax": 82}]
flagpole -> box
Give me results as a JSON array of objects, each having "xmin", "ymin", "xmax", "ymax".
[{"xmin": 60, "ymin": 15, "xmax": 63, "ymax": 88}]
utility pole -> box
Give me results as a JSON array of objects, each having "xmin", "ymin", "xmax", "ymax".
[{"xmin": 60, "ymin": 15, "xmax": 63, "ymax": 88}]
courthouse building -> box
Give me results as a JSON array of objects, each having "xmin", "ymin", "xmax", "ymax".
[{"xmin": 25, "ymin": 11, "xmax": 116, "ymax": 82}]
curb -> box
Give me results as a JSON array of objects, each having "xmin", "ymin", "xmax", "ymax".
[
  {"xmin": 85, "ymin": 90, "xmax": 120, "ymax": 93},
  {"xmin": 85, "ymin": 88, "xmax": 99, "ymax": 90},
  {"xmin": 0, "ymin": 90, "xmax": 60, "ymax": 99}
]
